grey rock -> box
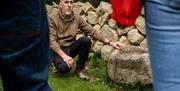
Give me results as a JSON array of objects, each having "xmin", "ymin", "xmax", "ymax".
[
  {"xmin": 140, "ymin": 38, "xmax": 148, "ymax": 48},
  {"xmin": 77, "ymin": 1, "xmax": 84, "ymax": 7},
  {"xmin": 81, "ymin": 2, "xmax": 96, "ymax": 13},
  {"xmin": 96, "ymin": 1, "xmax": 112, "ymax": 16},
  {"xmin": 135, "ymin": 16, "xmax": 146, "ymax": 35},
  {"xmin": 108, "ymin": 18, "xmax": 117, "ymax": 30},
  {"xmin": 81, "ymin": 14, "xmax": 87, "ymax": 22},
  {"xmin": 141, "ymin": 7, "xmax": 144, "ymax": 16},
  {"xmin": 117, "ymin": 26, "xmax": 134, "ymax": 36},
  {"xmin": 119, "ymin": 36, "xmax": 128, "ymax": 43},
  {"xmin": 101, "ymin": 45, "xmax": 114, "ymax": 61},
  {"xmin": 73, "ymin": 3, "xmax": 82, "ymax": 14},
  {"xmin": 98, "ymin": 12, "xmax": 110, "ymax": 27},
  {"xmin": 52, "ymin": 2, "xmax": 58, "ymax": 8},
  {"xmin": 108, "ymin": 46, "xmax": 151, "ymax": 85},
  {"xmin": 101, "ymin": 25, "xmax": 118, "ymax": 41},
  {"xmin": 46, "ymin": 4, "xmax": 56, "ymax": 15},
  {"xmin": 127, "ymin": 29, "xmax": 145, "ymax": 45},
  {"xmin": 92, "ymin": 41, "xmax": 104, "ymax": 53},
  {"xmin": 93, "ymin": 24, "xmax": 101, "ymax": 32},
  {"xmin": 87, "ymin": 11, "xmax": 99, "ymax": 25}
]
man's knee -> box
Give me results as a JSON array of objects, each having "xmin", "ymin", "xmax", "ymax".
[
  {"xmin": 58, "ymin": 63, "xmax": 71, "ymax": 74},
  {"xmin": 79, "ymin": 36, "xmax": 91, "ymax": 47}
]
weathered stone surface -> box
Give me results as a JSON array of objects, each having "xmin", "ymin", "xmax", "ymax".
[
  {"xmin": 73, "ymin": 3, "xmax": 82, "ymax": 14},
  {"xmin": 96, "ymin": 1, "xmax": 112, "ymax": 15},
  {"xmin": 108, "ymin": 18, "xmax": 117, "ymax": 30},
  {"xmin": 87, "ymin": 11, "xmax": 99, "ymax": 25},
  {"xmin": 135, "ymin": 16, "xmax": 146, "ymax": 35},
  {"xmin": 101, "ymin": 45, "xmax": 114, "ymax": 61},
  {"xmin": 117, "ymin": 26, "xmax": 134, "ymax": 36},
  {"xmin": 127, "ymin": 29, "xmax": 145, "ymax": 45},
  {"xmin": 81, "ymin": 2, "xmax": 96, "ymax": 13},
  {"xmin": 101, "ymin": 25, "xmax": 118, "ymax": 41},
  {"xmin": 52, "ymin": 2, "xmax": 58, "ymax": 8},
  {"xmin": 119, "ymin": 36, "xmax": 127, "ymax": 43},
  {"xmin": 81, "ymin": 14, "xmax": 87, "ymax": 22},
  {"xmin": 92, "ymin": 41, "xmax": 104, "ymax": 53},
  {"xmin": 108, "ymin": 46, "xmax": 151, "ymax": 85},
  {"xmin": 98, "ymin": 12, "xmax": 110, "ymax": 27},
  {"xmin": 46, "ymin": 4, "xmax": 55, "ymax": 14},
  {"xmin": 93, "ymin": 24, "xmax": 101, "ymax": 32},
  {"xmin": 76, "ymin": 1, "xmax": 85, "ymax": 7},
  {"xmin": 140, "ymin": 38, "xmax": 147, "ymax": 48},
  {"xmin": 141, "ymin": 7, "xmax": 144, "ymax": 16}
]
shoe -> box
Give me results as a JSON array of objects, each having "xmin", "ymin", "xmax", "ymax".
[{"xmin": 75, "ymin": 69, "xmax": 90, "ymax": 81}]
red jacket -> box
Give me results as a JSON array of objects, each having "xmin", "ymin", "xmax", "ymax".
[{"xmin": 111, "ymin": 0, "xmax": 143, "ymax": 26}]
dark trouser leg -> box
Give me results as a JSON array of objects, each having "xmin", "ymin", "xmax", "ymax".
[
  {"xmin": 50, "ymin": 49, "xmax": 71, "ymax": 74},
  {"xmin": 69, "ymin": 36, "xmax": 91, "ymax": 71},
  {"xmin": 49, "ymin": 36, "xmax": 91, "ymax": 74}
]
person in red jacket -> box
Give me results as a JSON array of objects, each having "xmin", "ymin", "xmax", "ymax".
[{"xmin": 111, "ymin": 0, "xmax": 143, "ymax": 26}]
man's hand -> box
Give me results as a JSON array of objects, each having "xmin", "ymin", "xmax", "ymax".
[
  {"xmin": 109, "ymin": 42, "xmax": 124, "ymax": 50},
  {"xmin": 57, "ymin": 49, "xmax": 76, "ymax": 68},
  {"xmin": 62, "ymin": 55, "xmax": 75, "ymax": 68}
]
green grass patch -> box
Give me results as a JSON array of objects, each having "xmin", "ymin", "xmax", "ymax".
[
  {"xmin": 0, "ymin": 78, "xmax": 2, "ymax": 91},
  {"xmin": 48, "ymin": 69, "xmax": 117, "ymax": 91}
]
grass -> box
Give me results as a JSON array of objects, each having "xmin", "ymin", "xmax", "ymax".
[
  {"xmin": 0, "ymin": 53, "xmax": 153, "ymax": 91},
  {"xmin": 0, "ymin": 79, "xmax": 2, "ymax": 91},
  {"xmin": 48, "ymin": 69, "xmax": 117, "ymax": 91}
]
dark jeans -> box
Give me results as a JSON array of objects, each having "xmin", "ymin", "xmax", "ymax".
[
  {"xmin": 50, "ymin": 36, "xmax": 91, "ymax": 73},
  {"xmin": 0, "ymin": 0, "xmax": 51, "ymax": 91}
]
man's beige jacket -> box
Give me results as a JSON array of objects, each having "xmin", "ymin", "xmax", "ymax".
[{"xmin": 48, "ymin": 8, "xmax": 106, "ymax": 53}]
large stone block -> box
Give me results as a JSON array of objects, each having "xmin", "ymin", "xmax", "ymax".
[{"xmin": 108, "ymin": 46, "xmax": 152, "ymax": 85}]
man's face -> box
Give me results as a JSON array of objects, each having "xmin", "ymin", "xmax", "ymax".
[{"xmin": 59, "ymin": 0, "xmax": 74, "ymax": 15}]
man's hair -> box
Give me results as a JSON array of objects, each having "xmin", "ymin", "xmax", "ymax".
[{"xmin": 59, "ymin": 0, "xmax": 74, "ymax": 3}]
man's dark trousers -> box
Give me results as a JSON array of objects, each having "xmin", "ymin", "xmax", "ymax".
[{"xmin": 50, "ymin": 36, "xmax": 91, "ymax": 73}]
